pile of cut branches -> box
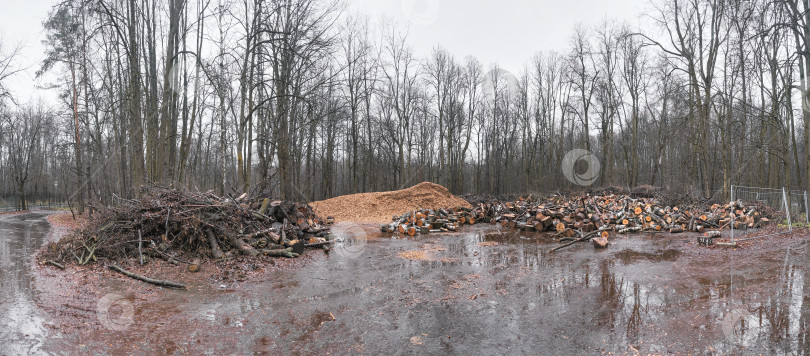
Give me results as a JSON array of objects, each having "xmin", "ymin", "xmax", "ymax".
[{"xmin": 42, "ymin": 185, "xmax": 332, "ymax": 267}]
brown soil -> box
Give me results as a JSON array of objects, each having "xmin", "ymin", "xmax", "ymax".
[
  {"xmin": 309, "ymin": 182, "xmax": 472, "ymax": 224},
  {"xmin": 46, "ymin": 212, "xmax": 87, "ymax": 237}
]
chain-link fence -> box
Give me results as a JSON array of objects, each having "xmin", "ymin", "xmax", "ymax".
[
  {"xmin": 0, "ymin": 195, "xmax": 70, "ymax": 212},
  {"xmin": 729, "ymin": 185, "xmax": 807, "ymax": 242}
]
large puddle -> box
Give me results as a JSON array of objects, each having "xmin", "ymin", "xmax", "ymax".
[
  {"xmin": 0, "ymin": 212, "xmax": 52, "ymax": 354},
  {"xmin": 3, "ymin": 215, "xmax": 810, "ymax": 354}
]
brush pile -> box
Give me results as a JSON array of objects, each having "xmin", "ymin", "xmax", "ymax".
[
  {"xmin": 42, "ymin": 185, "xmax": 332, "ymax": 267},
  {"xmin": 380, "ymin": 193, "xmax": 778, "ymax": 238}
]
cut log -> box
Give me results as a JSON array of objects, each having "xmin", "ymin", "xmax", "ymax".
[
  {"xmin": 226, "ymin": 233, "xmax": 260, "ymax": 257},
  {"xmin": 697, "ymin": 236, "xmax": 713, "ymax": 246},
  {"xmin": 205, "ymin": 229, "xmax": 225, "ymax": 259},
  {"xmin": 187, "ymin": 258, "xmax": 201, "ymax": 273},
  {"xmin": 305, "ymin": 240, "xmax": 334, "ymax": 247},
  {"xmin": 592, "ymin": 236, "xmax": 609, "ymax": 248},
  {"xmin": 258, "ymin": 198, "xmax": 270, "ymax": 215},
  {"xmin": 706, "ymin": 230, "xmax": 721, "ymax": 238},
  {"xmin": 262, "ymin": 247, "xmax": 298, "ymax": 258}
]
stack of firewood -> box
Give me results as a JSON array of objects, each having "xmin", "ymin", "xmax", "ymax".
[
  {"xmin": 380, "ymin": 194, "xmax": 776, "ymax": 237},
  {"xmin": 380, "ymin": 207, "xmax": 473, "ymax": 235}
]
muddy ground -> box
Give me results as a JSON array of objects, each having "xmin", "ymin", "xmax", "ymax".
[{"xmin": 2, "ymin": 211, "xmax": 810, "ymax": 354}]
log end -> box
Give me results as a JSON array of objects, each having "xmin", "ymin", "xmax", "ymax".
[{"xmin": 592, "ymin": 236, "xmax": 609, "ymax": 248}]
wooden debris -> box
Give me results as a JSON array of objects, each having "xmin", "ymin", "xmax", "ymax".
[
  {"xmin": 109, "ymin": 264, "xmax": 187, "ymax": 289},
  {"xmin": 379, "ymin": 194, "xmax": 776, "ymax": 244},
  {"xmin": 45, "ymin": 260, "xmax": 65, "ymax": 270},
  {"xmin": 592, "ymin": 236, "xmax": 609, "ymax": 248},
  {"xmin": 187, "ymin": 258, "xmax": 201, "ymax": 273},
  {"xmin": 44, "ymin": 185, "xmax": 333, "ymax": 268}
]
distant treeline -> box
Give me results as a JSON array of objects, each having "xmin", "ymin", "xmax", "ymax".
[{"xmin": 0, "ymin": 0, "xmax": 808, "ymax": 212}]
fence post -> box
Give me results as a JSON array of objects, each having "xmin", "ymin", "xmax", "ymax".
[
  {"xmin": 783, "ymin": 187, "xmax": 792, "ymax": 232},
  {"xmin": 730, "ymin": 185, "xmax": 735, "ymax": 242}
]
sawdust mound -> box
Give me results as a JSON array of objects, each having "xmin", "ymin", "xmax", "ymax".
[{"xmin": 310, "ymin": 182, "xmax": 472, "ymax": 224}]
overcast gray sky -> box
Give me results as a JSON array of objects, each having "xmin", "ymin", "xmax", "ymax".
[
  {"xmin": 0, "ymin": 0, "xmax": 650, "ymax": 105},
  {"xmin": 350, "ymin": 0, "xmax": 650, "ymax": 73},
  {"xmin": 0, "ymin": 0, "xmax": 55, "ymax": 104}
]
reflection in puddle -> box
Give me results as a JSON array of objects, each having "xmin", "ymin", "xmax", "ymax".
[
  {"xmin": 613, "ymin": 249, "xmax": 681, "ymax": 263},
  {"xmin": 0, "ymin": 213, "xmax": 51, "ymax": 354},
  {"xmin": 6, "ymin": 219, "xmax": 810, "ymax": 354}
]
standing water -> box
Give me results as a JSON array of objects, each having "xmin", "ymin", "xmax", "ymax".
[
  {"xmin": 0, "ymin": 212, "xmax": 52, "ymax": 354},
  {"xmin": 2, "ymin": 218, "xmax": 810, "ymax": 354}
]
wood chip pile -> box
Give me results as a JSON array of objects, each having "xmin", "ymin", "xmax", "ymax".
[{"xmin": 310, "ymin": 182, "xmax": 472, "ymax": 223}]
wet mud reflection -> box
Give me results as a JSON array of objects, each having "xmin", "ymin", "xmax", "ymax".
[{"xmin": 5, "ymin": 217, "xmax": 810, "ymax": 354}]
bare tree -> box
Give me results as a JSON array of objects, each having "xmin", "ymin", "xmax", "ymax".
[{"xmin": 2, "ymin": 105, "xmax": 47, "ymax": 210}]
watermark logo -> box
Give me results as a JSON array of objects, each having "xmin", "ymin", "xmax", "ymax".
[
  {"xmin": 401, "ymin": 0, "xmax": 440, "ymax": 26},
  {"xmin": 96, "ymin": 293, "xmax": 134, "ymax": 331},
  {"xmin": 331, "ymin": 223, "xmax": 368, "ymax": 259},
  {"xmin": 482, "ymin": 68, "xmax": 519, "ymax": 102},
  {"xmin": 720, "ymin": 308, "xmax": 757, "ymax": 344},
  {"xmin": 562, "ymin": 149, "xmax": 600, "ymax": 186}
]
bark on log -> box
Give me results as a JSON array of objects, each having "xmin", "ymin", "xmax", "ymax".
[
  {"xmin": 549, "ymin": 231, "xmax": 598, "ymax": 253},
  {"xmin": 206, "ymin": 229, "xmax": 225, "ymax": 259},
  {"xmin": 262, "ymin": 247, "xmax": 298, "ymax": 258},
  {"xmin": 109, "ymin": 264, "xmax": 187, "ymax": 289},
  {"xmin": 305, "ymin": 240, "xmax": 334, "ymax": 247},
  {"xmin": 258, "ymin": 198, "xmax": 270, "ymax": 215},
  {"xmin": 46, "ymin": 260, "xmax": 65, "ymax": 270},
  {"xmin": 227, "ymin": 234, "xmax": 260, "ymax": 257}
]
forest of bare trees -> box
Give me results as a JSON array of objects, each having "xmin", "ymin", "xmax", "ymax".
[{"xmin": 0, "ymin": 0, "xmax": 809, "ymax": 210}]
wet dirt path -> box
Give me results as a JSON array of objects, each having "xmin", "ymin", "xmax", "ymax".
[
  {"xmin": 7, "ymin": 217, "xmax": 810, "ymax": 354},
  {"xmin": 0, "ymin": 211, "xmax": 54, "ymax": 354}
]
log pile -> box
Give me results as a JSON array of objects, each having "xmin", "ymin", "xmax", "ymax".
[
  {"xmin": 380, "ymin": 208, "xmax": 473, "ymax": 235},
  {"xmin": 380, "ymin": 194, "xmax": 777, "ymax": 239},
  {"xmin": 43, "ymin": 185, "xmax": 332, "ymax": 267}
]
